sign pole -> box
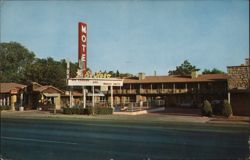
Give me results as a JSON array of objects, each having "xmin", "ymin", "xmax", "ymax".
[
  {"xmin": 83, "ymin": 86, "xmax": 86, "ymax": 109},
  {"xmin": 92, "ymin": 86, "xmax": 94, "ymax": 114},
  {"xmin": 70, "ymin": 87, "xmax": 72, "ymax": 108}
]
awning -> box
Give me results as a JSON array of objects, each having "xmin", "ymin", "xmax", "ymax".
[{"xmin": 43, "ymin": 93, "xmax": 60, "ymax": 97}]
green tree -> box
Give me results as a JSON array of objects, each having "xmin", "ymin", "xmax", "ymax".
[
  {"xmin": 108, "ymin": 71, "xmax": 115, "ymax": 77},
  {"xmin": 0, "ymin": 42, "xmax": 35, "ymax": 83},
  {"xmin": 168, "ymin": 60, "xmax": 199, "ymax": 76},
  {"xmin": 0, "ymin": 42, "xmax": 82, "ymax": 89},
  {"xmin": 115, "ymin": 70, "xmax": 120, "ymax": 77},
  {"xmin": 68, "ymin": 61, "xmax": 78, "ymax": 79},
  {"xmin": 25, "ymin": 57, "xmax": 71, "ymax": 89},
  {"xmin": 120, "ymin": 72, "xmax": 133, "ymax": 78},
  {"xmin": 202, "ymin": 68, "xmax": 225, "ymax": 74}
]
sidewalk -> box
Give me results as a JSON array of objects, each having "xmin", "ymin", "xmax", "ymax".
[
  {"xmin": 208, "ymin": 115, "xmax": 250, "ymax": 125},
  {"xmin": 1, "ymin": 110, "xmax": 249, "ymax": 125},
  {"xmin": 1, "ymin": 110, "xmax": 210, "ymax": 123}
]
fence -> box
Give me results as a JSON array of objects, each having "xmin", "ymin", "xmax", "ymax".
[{"xmin": 114, "ymin": 100, "xmax": 165, "ymax": 112}]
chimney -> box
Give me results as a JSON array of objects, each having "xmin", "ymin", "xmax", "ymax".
[
  {"xmin": 191, "ymin": 70, "xmax": 198, "ymax": 79},
  {"xmin": 138, "ymin": 72, "xmax": 145, "ymax": 80},
  {"xmin": 154, "ymin": 71, "xmax": 156, "ymax": 76}
]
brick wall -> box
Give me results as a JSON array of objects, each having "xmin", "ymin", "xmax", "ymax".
[{"xmin": 227, "ymin": 64, "xmax": 250, "ymax": 90}]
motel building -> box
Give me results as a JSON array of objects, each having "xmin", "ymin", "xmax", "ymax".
[
  {"xmin": 0, "ymin": 83, "xmax": 26, "ymax": 110},
  {"xmin": 107, "ymin": 71, "xmax": 228, "ymax": 110},
  {"xmin": 0, "ymin": 58, "xmax": 249, "ymax": 117},
  {"xmin": 0, "ymin": 82, "xmax": 64, "ymax": 111},
  {"xmin": 25, "ymin": 82, "xmax": 63, "ymax": 110}
]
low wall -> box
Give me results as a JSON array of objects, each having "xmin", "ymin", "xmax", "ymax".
[{"xmin": 113, "ymin": 107, "xmax": 165, "ymax": 115}]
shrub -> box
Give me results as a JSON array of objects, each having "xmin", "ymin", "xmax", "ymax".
[
  {"xmin": 80, "ymin": 108, "xmax": 91, "ymax": 115},
  {"xmin": 87, "ymin": 107, "xmax": 113, "ymax": 115},
  {"xmin": 0, "ymin": 105, "xmax": 11, "ymax": 111},
  {"xmin": 222, "ymin": 100, "xmax": 232, "ymax": 118},
  {"xmin": 63, "ymin": 108, "xmax": 73, "ymax": 114},
  {"xmin": 96, "ymin": 108, "xmax": 113, "ymax": 115},
  {"xmin": 62, "ymin": 107, "xmax": 112, "ymax": 115},
  {"xmin": 201, "ymin": 100, "xmax": 213, "ymax": 117}
]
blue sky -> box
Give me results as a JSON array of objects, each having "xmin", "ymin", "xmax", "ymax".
[{"xmin": 1, "ymin": 0, "xmax": 249, "ymax": 75}]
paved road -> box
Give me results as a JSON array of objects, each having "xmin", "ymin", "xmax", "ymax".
[{"xmin": 1, "ymin": 117, "xmax": 249, "ymax": 160}]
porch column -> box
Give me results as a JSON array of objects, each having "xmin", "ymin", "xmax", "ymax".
[
  {"xmin": 92, "ymin": 86, "xmax": 95, "ymax": 108},
  {"xmin": 3, "ymin": 97, "xmax": 6, "ymax": 106},
  {"xmin": 129, "ymin": 84, "xmax": 132, "ymax": 94},
  {"xmin": 69, "ymin": 87, "xmax": 73, "ymax": 108},
  {"xmin": 20, "ymin": 93, "xmax": 23, "ymax": 107},
  {"xmin": 10, "ymin": 95, "xmax": 16, "ymax": 110},
  {"xmin": 161, "ymin": 83, "xmax": 164, "ymax": 93},
  {"xmin": 6, "ymin": 96, "xmax": 10, "ymax": 106},
  {"xmin": 151, "ymin": 84, "xmax": 152, "ymax": 93},
  {"xmin": 19, "ymin": 92, "xmax": 24, "ymax": 111},
  {"xmin": 197, "ymin": 83, "xmax": 200, "ymax": 93},
  {"xmin": 185, "ymin": 83, "xmax": 188, "ymax": 92},
  {"xmin": 173, "ymin": 83, "xmax": 175, "ymax": 93},
  {"xmin": 111, "ymin": 85, "xmax": 113, "ymax": 109},
  {"xmin": 228, "ymin": 92, "xmax": 231, "ymax": 104},
  {"xmin": 139, "ymin": 84, "xmax": 142, "ymax": 93}
]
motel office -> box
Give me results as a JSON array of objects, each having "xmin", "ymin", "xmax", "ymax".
[{"xmin": 0, "ymin": 82, "xmax": 63, "ymax": 111}]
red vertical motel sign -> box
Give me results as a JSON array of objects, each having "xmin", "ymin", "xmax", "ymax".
[{"xmin": 78, "ymin": 22, "xmax": 87, "ymax": 77}]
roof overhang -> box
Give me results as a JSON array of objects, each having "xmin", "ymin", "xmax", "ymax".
[
  {"xmin": 43, "ymin": 93, "xmax": 60, "ymax": 97},
  {"xmin": 68, "ymin": 78, "xmax": 123, "ymax": 86},
  {"xmin": 87, "ymin": 93, "xmax": 105, "ymax": 97}
]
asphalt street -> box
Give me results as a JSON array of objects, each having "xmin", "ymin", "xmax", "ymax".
[{"xmin": 1, "ymin": 117, "xmax": 249, "ymax": 160}]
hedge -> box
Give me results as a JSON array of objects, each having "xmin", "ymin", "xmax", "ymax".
[
  {"xmin": 0, "ymin": 105, "xmax": 11, "ymax": 111},
  {"xmin": 63, "ymin": 108, "xmax": 91, "ymax": 115},
  {"xmin": 96, "ymin": 108, "xmax": 113, "ymax": 115},
  {"xmin": 63, "ymin": 107, "xmax": 113, "ymax": 115}
]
